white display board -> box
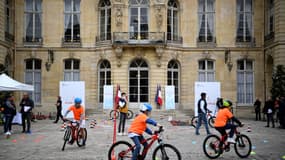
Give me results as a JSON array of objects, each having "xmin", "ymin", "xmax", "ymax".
[
  {"xmin": 165, "ymin": 85, "xmax": 175, "ymax": 110},
  {"xmin": 60, "ymin": 81, "xmax": 85, "ymax": 118},
  {"xmin": 103, "ymin": 85, "xmax": 113, "ymax": 109},
  {"xmin": 194, "ymin": 82, "xmax": 220, "ymax": 116}
]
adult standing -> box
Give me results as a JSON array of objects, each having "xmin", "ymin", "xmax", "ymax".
[
  {"xmin": 195, "ymin": 92, "xmax": 211, "ymax": 135},
  {"xmin": 264, "ymin": 96, "xmax": 275, "ymax": 128},
  {"xmin": 254, "ymin": 98, "xmax": 261, "ymax": 121},
  {"xmin": 3, "ymin": 95, "xmax": 16, "ymax": 136},
  {"xmin": 19, "ymin": 93, "xmax": 34, "ymax": 134},
  {"xmin": 53, "ymin": 96, "xmax": 63, "ymax": 123},
  {"xmin": 118, "ymin": 92, "xmax": 128, "ymax": 136}
]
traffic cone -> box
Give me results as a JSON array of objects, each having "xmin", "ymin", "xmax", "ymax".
[{"xmin": 247, "ymin": 125, "xmax": 251, "ymax": 132}]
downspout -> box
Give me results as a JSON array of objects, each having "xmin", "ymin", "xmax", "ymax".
[
  {"xmin": 13, "ymin": 0, "xmax": 16, "ymax": 78},
  {"xmin": 263, "ymin": 0, "xmax": 267, "ymax": 103}
]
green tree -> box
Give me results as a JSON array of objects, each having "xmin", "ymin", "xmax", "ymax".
[{"xmin": 271, "ymin": 65, "xmax": 285, "ymax": 99}]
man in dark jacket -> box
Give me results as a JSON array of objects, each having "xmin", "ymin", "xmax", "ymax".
[
  {"xmin": 195, "ymin": 92, "xmax": 211, "ymax": 135},
  {"xmin": 53, "ymin": 96, "xmax": 63, "ymax": 123},
  {"xmin": 254, "ymin": 98, "xmax": 261, "ymax": 121},
  {"xmin": 3, "ymin": 95, "xmax": 16, "ymax": 136},
  {"xmin": 19, "ymin": 93, "xmax": 34, "ymax": 134},
  {"xmin": 264, "ymin": 96, "xmax": 275, "ymax": 128}
]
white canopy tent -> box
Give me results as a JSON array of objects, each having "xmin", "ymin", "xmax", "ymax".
[{"xmin": 0, "ymin": 74, "xmax": 34, "ymax": 91}]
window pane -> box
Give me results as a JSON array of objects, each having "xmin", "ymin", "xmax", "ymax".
[
  {"xmin": 25, "ymin": 0, "xmax": 33, "ymax": 11},
  {"xmin": 207, "ymin": 61, "xmax": 214, "ymax": 70},
  {"xmin": 34, "ymin": 60, "xmax": 41, "ymax": 69},
  {"xmin": 64, "ymin": 72, "xmax": 72, "ymax": 81},
  {"xmin": 65, "ymin": 0, "xmax": 71, "ymax": 11},
  {"xmin": 26, "ymin": 60, "xmax": 33, "ymax": 69},
  {"xmin": 65, "ymin": 60, "xmax": 72, "ymax": 69},
  {"xmin": 199, "ymin": 61, "xmax": 205, "ymax": 70},
  {"xmin": 199, "ymin": 72, "xmax": 206, "ymax": 81},
  {"xmin": 73, "ymin": 60, "xmax": 80, "ymax": 69},
  {"xmin": 246, "ymin": 61, "xmax": 253, "ymax": 70},
  {"xmin": 73, "ymin": 72, "xmax": 80, "ymax": 81}
]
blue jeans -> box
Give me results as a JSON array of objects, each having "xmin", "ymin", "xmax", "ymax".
[
  {"xmin": 196, "ymin": 112, "xmax": 210, "ymax": 134},
  {"xmin": 131, "ymin": 135, "xmax": 148, "ymax": 160},
  {"xmin": 215, "ymin": 123, "xmax": 237, "ymax": 141},
  {"xmin": 4, "ymin": 114, "xmax": 14, "ymax": 133}
]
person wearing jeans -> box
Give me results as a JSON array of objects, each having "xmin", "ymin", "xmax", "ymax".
[
  {"xmin": 118, "ymin": 92, "xmax": 128, "ymax": 136},
  {"xmin": 3, "ymin": 95, "xmax": 16, "ymax": 136},
  {"xmin": 195, "ymin": 92, "xmax": 211, "ymax": 135},
  {"xmin": 19, "ymin": 93, "xmax": 34, "ymax": 134}
]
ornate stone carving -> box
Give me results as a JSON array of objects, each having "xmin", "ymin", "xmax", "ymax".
[
  {"xmin": 116, "ymin": 8, "xmax": 123, "ymax": 28},
  {"xmin": 115, "ymin": 47, "xmax": 123, "ymax": 67},
  {"xmin": 156, "ymin": 6, "xmax": 163, "ymax": 31},
  {"xmin": 156, "ymin": 47, "xmax": 164, "ymax": 67}
]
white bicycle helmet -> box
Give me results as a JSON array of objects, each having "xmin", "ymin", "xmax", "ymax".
[{"xmin": 140, "ymin": 103, "xmax": 152, "ymax": 112}]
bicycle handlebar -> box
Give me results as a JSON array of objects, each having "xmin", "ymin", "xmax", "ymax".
[{"xmin": 154, "ymin": 126, "xmax": 164, "ymax": 135}]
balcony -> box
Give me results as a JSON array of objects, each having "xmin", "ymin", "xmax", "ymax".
[
  {"xmin": 235, "ymin": 36, "xmax": 255, "ymax": 47},
  {"xmin": 166, "ymin": 34, "xmax": 183, "ymax": 45},
  {"xmin": 196, "ymin": 36, "xmax": 216, "ymax": 48},
  {"xmin": 62, "ymin": 36, "xmax": 81, "ymax": 48},
  {"xmin": 113, "ymin": 32, "xmax": 165, "ymax": 47},
  {"xmin": 95, "ymin": 34, "xmax": 112, "ymax": 46},
  {"xmin": 23, "ymin": 37, "xmax": 43, "ymax": 47}
]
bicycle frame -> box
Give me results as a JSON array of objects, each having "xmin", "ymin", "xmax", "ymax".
[
  {"xmin": 65, "ymin": 120, "xmax": 80, "ymax": 140},
  {"xmin": 118, "ymin": 132, "xmax": 161, "ymax": 158}
]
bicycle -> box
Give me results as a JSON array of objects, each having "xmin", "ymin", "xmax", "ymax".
[
  {"xmin": 203, "ymin": 125, "xmax": 252, "ymax": 159},
  {"xmin": 107, "ymin": 126, "xmax": 181, "ymax": 160},
  {"xmin": 109, "ymin": 109, "xmax": 134, "ymax": 120},
  {"xmin": 191, "ymin": 110, "xmax": 216, "ymax": 128},
  {"xmin": 61, "ymin": 119, "xmax": 87, "ymax": 151}
]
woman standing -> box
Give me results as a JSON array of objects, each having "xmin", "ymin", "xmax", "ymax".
[{"xmin": 3, "ymin": 95, "xmax": 16, "ymax": 136}]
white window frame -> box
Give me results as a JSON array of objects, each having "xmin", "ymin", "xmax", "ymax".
[
  {"xmin": 63, "ymin": 59, "xmax": 80, "ymax": 81},
  {"xmin": 198, "ymin": 59, "xmax": 215, "ymax": 82},
  {"xmin": 167, "ymin": 0, "xmax": 179, "ymax": 41},
  {"xmin": 98, "ymin": 60, "xmax": 111, "ymax": 103},
  {"xmin": 25, "ymin": 59, "xmax": 41, "ymax": 104},
  {"xmin": 237, "ymin": 59, "xmax": 254, "ymax": 105},
  {"xmin": 98, "ymin": 0, "xmax": 111, "ymax": 41},
  {"xmin": 24, "ymin": 0, "xmax": 42, "ymax": 42},
  {"xmin": 167, "ymin": 60, "xmax": 180, "ymax": 103}
]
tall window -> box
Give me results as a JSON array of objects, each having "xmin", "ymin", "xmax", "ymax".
[
  {"xmin": 167, "ymin": 0, "xmax": 179, "ymax": 41},
  {"xmin": 25, "ymin": 59, "xmax": 41, "ymax": 103},
  {"xmin": 267, "ymin": 0, "xmax": 274, "ymax": 35},
  {"xmin": 64, "ymin": 0, "xmax": 81, "ymax": 42},
  {"xmin": 236, "ymin": 0, "xmax": 253, "ymax": 42},
  {"xmin": 98, "ymin": 60, "xmax": 111, "ymax": 103},
  {"xmin": 167, "ymin": 60, "xmax": 180, "ymax": 103},
  {"xmin": 129, "ymin": 59, "xmax": 149, "ymax": 103},
  {"xmin": 99, "ymin": 0, "xmax": 111, "ymax": 41},
  {"xmin": 237, "ymin": 59, "xmax": 254, "ymax": 104},
  {"xmin": 64, "ymin": 59, "xmax": 80, "ymax": 81},
  {"xmin": 198, "ymin": 0, "xmax": 215, "ymax": 42},
  {"xmin": 5, "ymin": 0, "xmax": 12, "ymax": 34},
  {"xmin": 25, "ymin": 0, "xmax": 42, "ymax": 42},
  {"xmin": 198, "ymin": 59, "xmax": 215, "ymax": 81},
  {"xmin": 129, "ymin": 0, "xmax": 149, "ymax": 40}
]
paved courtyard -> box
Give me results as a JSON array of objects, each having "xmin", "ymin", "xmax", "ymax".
[{"xmin": 0, "ymin": 112, "xmax": 285, "ymax": 160}]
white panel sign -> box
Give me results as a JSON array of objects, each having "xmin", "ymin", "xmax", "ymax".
[
  {"xmin": 60, "ymin": 81, "xmax": 85, "ymax": 118},
  {"xmin": 165, "ymin": 85, "xmax": 175, "ymax": 110},
  {"xmin": 194, "ymin": 82, "xmax": 220, "ymax": 116},
  {"xmin": 103, "ymin": 85, "xmax": 113, "ymax": 109}
]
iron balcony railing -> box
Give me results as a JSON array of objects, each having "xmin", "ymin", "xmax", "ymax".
[{"xmin": 113, "ymin": 32, "xmax": 165, "ymax": 46}]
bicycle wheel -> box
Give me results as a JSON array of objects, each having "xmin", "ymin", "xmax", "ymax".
[
  {"xmin": 234, "ymin": 134, "xmax": 252, "ymax": 158},
  {"xmin": 110, "ymin": 110, "xmax": 120, "ymax": 119},
  {"xmin": 77, "ymin": 128, "xmax": 87, "ymax": 147},
  {"xmin": 127, "ymin": 110, "xmax": 134, "ymax": 119},
  {"xmin": 152, "ymin": 143, "xmax": 181, "ymax": 160},
  {"xmin": 203, "ymin": 134, "xmax": 222, "ymax": 159},
  {"xmin": 62, "ymin": 126, "xmax": 72, "ymax": 151},
  {"xmin": 108, "ymin": 141, "xmax": 133, "ymax": 160},
  {"xmin": 191, "ymin": 116, "xmax": 198, "ymax": 128},
  {"xmin": 208, "ymin": 116, "xmax": 216, "ymax": 128}
]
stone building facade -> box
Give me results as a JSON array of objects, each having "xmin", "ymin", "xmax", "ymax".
[{"xmin": 1, "ymin": 0, "xmax": 285, "ymax": 114}]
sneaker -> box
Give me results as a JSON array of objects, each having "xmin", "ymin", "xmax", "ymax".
[
  {"xmin": 26, "ymin": 130, "xmax": 32, "ymax": 134},
  {"xmin": 195, "ymin": 132, "xmax": 200, "ymax": 135},
  {"xmin": 117, "ymin": 132, "xmax": 122, "ymax": 136},
  {"xmin": 7, "ymin": 132, "xmax": 11, "ymax": 135},
  {"xmin": 122, "ymin": 132, "xmax": 128, "ymax": 136},
  {"xmin": 227, "ymin": 137, "xmax": 236, "ymax": 144},
  {"xmin": 5, "ymin": 132, "xmax": 9, "ymax": 135},
  {"xmin": 68, "ymin": 139, "xmax": 74, "ymax": 145},
  {"xmin": 22, "ymin": 130, "xmax": 26, "ymax": 133}
]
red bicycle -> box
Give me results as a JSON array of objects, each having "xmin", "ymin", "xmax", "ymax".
[
  {"xmin": 203, "ymin": 125, "xmax": 251, "ymax": 159},
  {"xmin": 108, "ymin": 126, "xmax": 181, "ymax": 160},
  {"xmin": 61, "ymin": 119, "xmax": 87, "ymax": 151}
]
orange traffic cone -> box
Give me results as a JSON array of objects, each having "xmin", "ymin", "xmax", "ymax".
[{"xmin": 247, "ymin": 125, "xmax": 251, "ymax": 132}]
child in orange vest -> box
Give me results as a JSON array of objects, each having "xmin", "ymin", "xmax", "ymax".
[{"xmin": 128, "ymin": 103, "xmax": 161, "ymax": 160}]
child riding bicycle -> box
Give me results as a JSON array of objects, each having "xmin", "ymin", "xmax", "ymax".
[
  {"xmin": 63, "ymin": 97, "xmax": 86, "ymax": 145},
  {"xmin": 214, "ymin": 100, "xmax": 243, "ymax": 144},
  {"xmin": 128, "ymin": 103, "xmax": 161, "ymax": 160}
]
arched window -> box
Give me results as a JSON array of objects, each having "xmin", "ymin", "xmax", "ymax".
[
  {"xmin": 64, "ymin": 58, "xmax": 80, "ymax": 81},
  {"xmin": 198, "ymin": 59, "xmax": 215, "ymax": 81},
  {"xmin": 98, "ymin": 60, "xmax": 111, "ymax": 102},
  {"xmin": 237, "ymin": 59, "xmax": 254, "ymax": 104},
  {"xmin": 25, "ymin": 58, "xmax": 41, "ymax": 103},
  {"xmin": 129, "ymin": 59, "xmax": 149, "ymax": 103},
  {"xmin": 167, "ymin": 0, "xmax": 179, "ymax": 41},
  {"xmin": 167, "ymin": 60, "xmax": 180, "ymax": 103},
  {"xmin": 99, "ymin": 0, "xmax": 111, "ymax": 41},
  {"xmin": 129, "ymin": 0, "xmax": 149, "ymax": 40}
]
